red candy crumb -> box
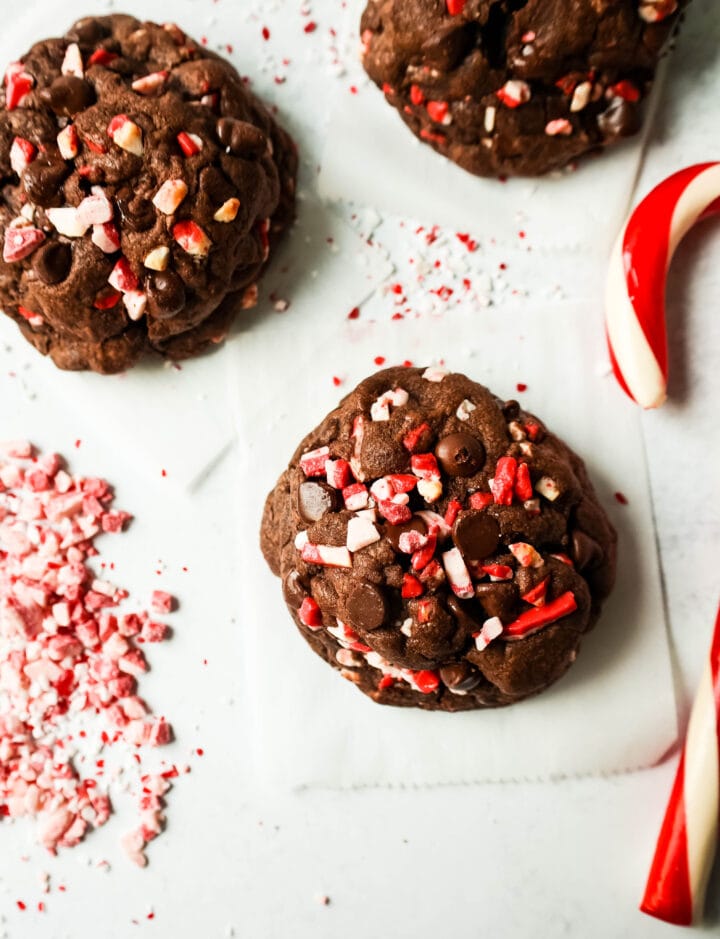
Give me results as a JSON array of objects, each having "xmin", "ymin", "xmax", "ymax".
[
  {"xmin": 614, "ymin": 491, "xmax": 629, "ymax": 505},
  {"xmin": 505, "ymin": 591, "xmax": 578, "ymax": 638},
  {"xmin": 176, "ymin": 131, "xmax": 202, "ymax": 157},
  {"xmin": 514, "ymin": 462, "xmax": 533, "ymax": 502},
  {"xmin": 446, "ymin": 0, "xmax": 467, "ymax": 13},
  {"xmin": 469, "ymin": 492, "xmax": 493, "ymax": 510},
  {"xmin": 426, "ymin": 101, "xmax": 449, "ymax": 124},
  {"xmin": 490, "ymin": 457, "xmax": 517, "ymax": 505},
  {"xmin": 521, "ymin": 577, "xmax": 550, "ymax": 608},
  {"xmin": 401, "ymin": 573, "xmax": 424, "ymax": 599},
  {"xmin": 444, "ymin": 500, "xmax": 462, "ymax": 527},
  {"xmin": 413, "ymin": 670, "xmax": 440, "ymax": 694},
  {"xmin": 402, "ymin": 422, "xmax": 431, "ymax": 454}
]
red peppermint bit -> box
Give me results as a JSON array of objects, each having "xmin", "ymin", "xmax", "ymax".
[
  {"xmin": 419, "ymin": 128, "xmax": 446, "ymax": 145},
  {"xmin": 303, "ymin": 21, "xmax": 317, "ymax": 33},
  {"xmin": 614, "ymin": 491, "xmax": 629, "ymax": 506},
  {"xmin": 521, "ymin": 576, "xmax": 550, "ymax": 608},
  {"xmin": 176, "ymin": 131, "xmax": 201, "ymax": 157},
  {"xmin": 555, "ymin": 75, "xmax": 577, "ymax": 96},
  {"xmin": 402, "ymin": 422, "xmax": 431, "ymax": 453},
  {"xmin": 401, "ymin": 574, "xmax": 424, "ymax": 599},
  {"xmin": 378, "ymin": 675, "xmax": 395, "ymax": 690},
  {"xmin": 610, "ymin": 80, "xmax": 640, "ymax": 102},
  {"xmin": 412, "ymin": 533, "xmax": 437, "ymax": 572},
  {"xmin": 410, "ymin": 85, "xmax": 425, "ymax": 106},
  {"xmin": 426, "ymin": 100, "xmax": 449, "ymax": 123},
  {"xmin": 16, "ymin": 900, "xmax": 26, "ymax": 911},
  {"xmin": 490, "ymin": 457, "xmax": 517, "ymax": 505},
  {"xmin": 481, "ymin": 564, "xmax": 513, "ymax": 581},
  {"xmin": 505, "ymin": 591, "xmax": 577, "ymax": 638},
  {"xmin": 374, "ymin": 355, "xmax": 386, "ymax": 366},
  {"xmin": 299, "ymin": 445, "xmax": 330, "ymax": 477},
  {"xmin": 262, "ymin": 26, "xmax": 270, "ymax": 40},
  {"xmin": 3, "ymin": 226, "xmax": 45, "ymax": 263},
  {"xmin": 514, "ymin": 462, "xmax": 533, "ymax": 502},
  {"xmin": 108, "ymin": 256, "xmax": 139, "ymax": 293},
  {"xmin": 387, "ymin": 474, "xmax": 417, "ymax": 494},
  {"xmin": 446, "ymin": 0, "xmax": 467, "ymax": 13},
  {"xmin": 378, "ymin": 501, "xmax": 412, "ymax": 525},
  {"xmin": 410, "ymin": 452, "xmax": 440, "ymax": 480},
  {"xmin": 550, "ymin": 552, "xmax": 574, "ymax": 567},
  {"xmin": 88, "ymin": 49, "xmax": 118, "ymax": 67},
  {"xmin": 93, "ymin": 287, "xmax": 122, "ymax": 310},
  {"xmin": 325, "ymin": 459, "xmax": 353, "ymax": 489},
  {"xmin": 382, "ymin": 82, "xmax": 394, "ymax": 96},
  {"xmin": 17, "ymin": 305, "xmax": 42, "ymax": 324},
  {"xmin": 347, "ymin": 306, "xmax": 360, "ymax": 319},
  {"xmin": 516, "ymin": 382, "xmax": 527, "ymax": 392},
  {"xmin": 524, "ymin": 421, "xmax": 543, "ymax": 441},
  {"xmin": 444, "ymin": 500, "xmax": 462, "ymax": 527},
  {"xmin": 469, "ymin": 492, "xmax": 493, "ymax": 510},
  {"xmin": 82, "ymin": 134, "xmax": 108, "ymax": 155},
  {"xmin": 5, "ymin": 63, "xmax": 34, "ymax": 110},
  {"xmin": 413, "ymin": 670, "xmax": 440, "ymax": 694}
]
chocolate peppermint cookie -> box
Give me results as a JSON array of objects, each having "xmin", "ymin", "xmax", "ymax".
[
  {"xmin": 0, "ymin": 14, "xmax": 297, "ymax": 373},
  {"xmin": 262, "ymin": 367, "xmax": 617, "ymax": 711},
  {"xmin": 361, "ymin": 0, "xmax": 682, "ymax": 177}
]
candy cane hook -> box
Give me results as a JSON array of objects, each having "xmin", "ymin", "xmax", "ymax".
[{"xmin": 606, "ymin": 163, "xmax": 720, "ymax": 409}]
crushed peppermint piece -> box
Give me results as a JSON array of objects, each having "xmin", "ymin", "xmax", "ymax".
[
  {"xmin": 545, "ymin": 118, "xmax": 573, "ymax": 137},
  {"xmin": 496, "ymin": 80, "xmax": 531, "ymax": 108},
  {"xmin": 474, "ymin": 617, "xmax": 503, "ymax": 651},
  {"xmin": 0, "ymin": 444, "xmax": 178, "ymax": 864},
  {"xmin": 422, "ymin": 366, "xmax": 448, "ymax": 382}
]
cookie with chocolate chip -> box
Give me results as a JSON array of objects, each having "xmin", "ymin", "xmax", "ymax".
[
  {"xmin": 262, "ymin": 367, "xmax": 617, "ymax": 711},
  {"xmin": 360, "ymin": 0, "xmax": 683, "ymax": 177},
  {"xmin": 0, "ymin": 14, "xmax": 297, "ymax": 373}
]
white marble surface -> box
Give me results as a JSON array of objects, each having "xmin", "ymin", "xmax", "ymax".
[{"xmin": 0, "ymin": 0, "xmax": 718, "ymax": 937}]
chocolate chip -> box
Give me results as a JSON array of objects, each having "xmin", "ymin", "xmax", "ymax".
[
  {"xmin": 22, "ymin": 158, "xmax": 70, "ymax": 208},
  {"xmin": 116, "ymin": 191, "xmax": 155, "ymax": 233},
  {"xmin": 446, "ymin": 594, "xmax": 481, "ymax": 633},
  {"xmin": 383, "ymin": 515, "xmax": 427, "ymax": 552},
  {"xmin": 146, "ymin": 272, "xmax": 186, "ymax": 319},
  {"xmin": 453, "ymin": 510, "xmax": 500, "ymax": 561},
  {"xmin": 282, "ymin": 570, "xmax": 306, "ymax": 609},
  {"xmin": 570, "ymin": 530, "xmax": 603, "ymax": 571},
  {"xmin": 598, "ymin": 98, "xmax": 639, "ymax": 140},
  {"xmin": 32, "ymin": 241, "xmax": 72, "ymax": 285},
  {"xmin": 40, "ymin": 76, "xmax": 95, "ymax": 118},
  {"xmin": 346, "ymin": 581, "xmax": 386, "ymax": 631},
  {"xmin": 475, "ymin": 582, "xmax": 518, "ymax": 620},
  {"xmin": 439, "ymin": 661, "xmax": 481, "ymax": 692},
  {"xmin": 502, "ymin": 400, "xmax": 520, "ymax": 420},
  {"xmin": 216, "ymin": 118, "xmax": 267, "ymax": 158},
  {"xmin": 297, "ymin": 481, "xmax": 339, "ymax": 523},
  {"xmin": 435, "ymin": 432, "xmax": 485, "ymax": 477},
  {"xmin": 68, "ymin": 17, "xmax": 110, "ymax": 45}
]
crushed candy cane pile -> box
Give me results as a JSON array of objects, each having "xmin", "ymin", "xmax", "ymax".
[{"xmin": 0, "ymin": 441, "xmax": 178, "ymax": 867}]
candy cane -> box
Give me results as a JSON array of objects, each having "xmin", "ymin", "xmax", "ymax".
[
  {"xmin": 606, "ymin": 163, "xmax": 720, "ymax": 409},
  {"xmin": 640, "ymin": 602, "xmax": 720, "ymax": 926}
]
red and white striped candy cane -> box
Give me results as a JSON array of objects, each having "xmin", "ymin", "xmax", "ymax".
[
  {"xmin": 641, "ymin": 603, "xmax": 720, "ymax": 926},
  {"xmin": 606, "ymin": 163, "xmax": 720, "ymax": 409}
]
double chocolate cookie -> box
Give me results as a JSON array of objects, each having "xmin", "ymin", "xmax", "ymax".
[
  {"xmin": 262, "ymin": 367, "xmax": 617, "ymax": 711},
  {"xmin": 361, "ymin": 0, "xmax": 682, "ymax": 177},
  {"xmin": 0, "ymin": 14, "xmax": 297, "ymax": 373}
]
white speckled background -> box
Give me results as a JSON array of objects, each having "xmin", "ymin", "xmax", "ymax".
[{"xmin": 0, "ymin": 0, "xmax": 718, "ymax": 936}]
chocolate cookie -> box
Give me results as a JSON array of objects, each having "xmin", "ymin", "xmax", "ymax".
[
  {"xmin": 0, "ymin": 14, "xmax": 297, "ymax": 373},
  {"xmin": 360, "ymin": 0, "xmax": 682, "ymax": 177},
  {"xmin": 262, "ymin": 367, "xmax": 617, "ymax": 711}
]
